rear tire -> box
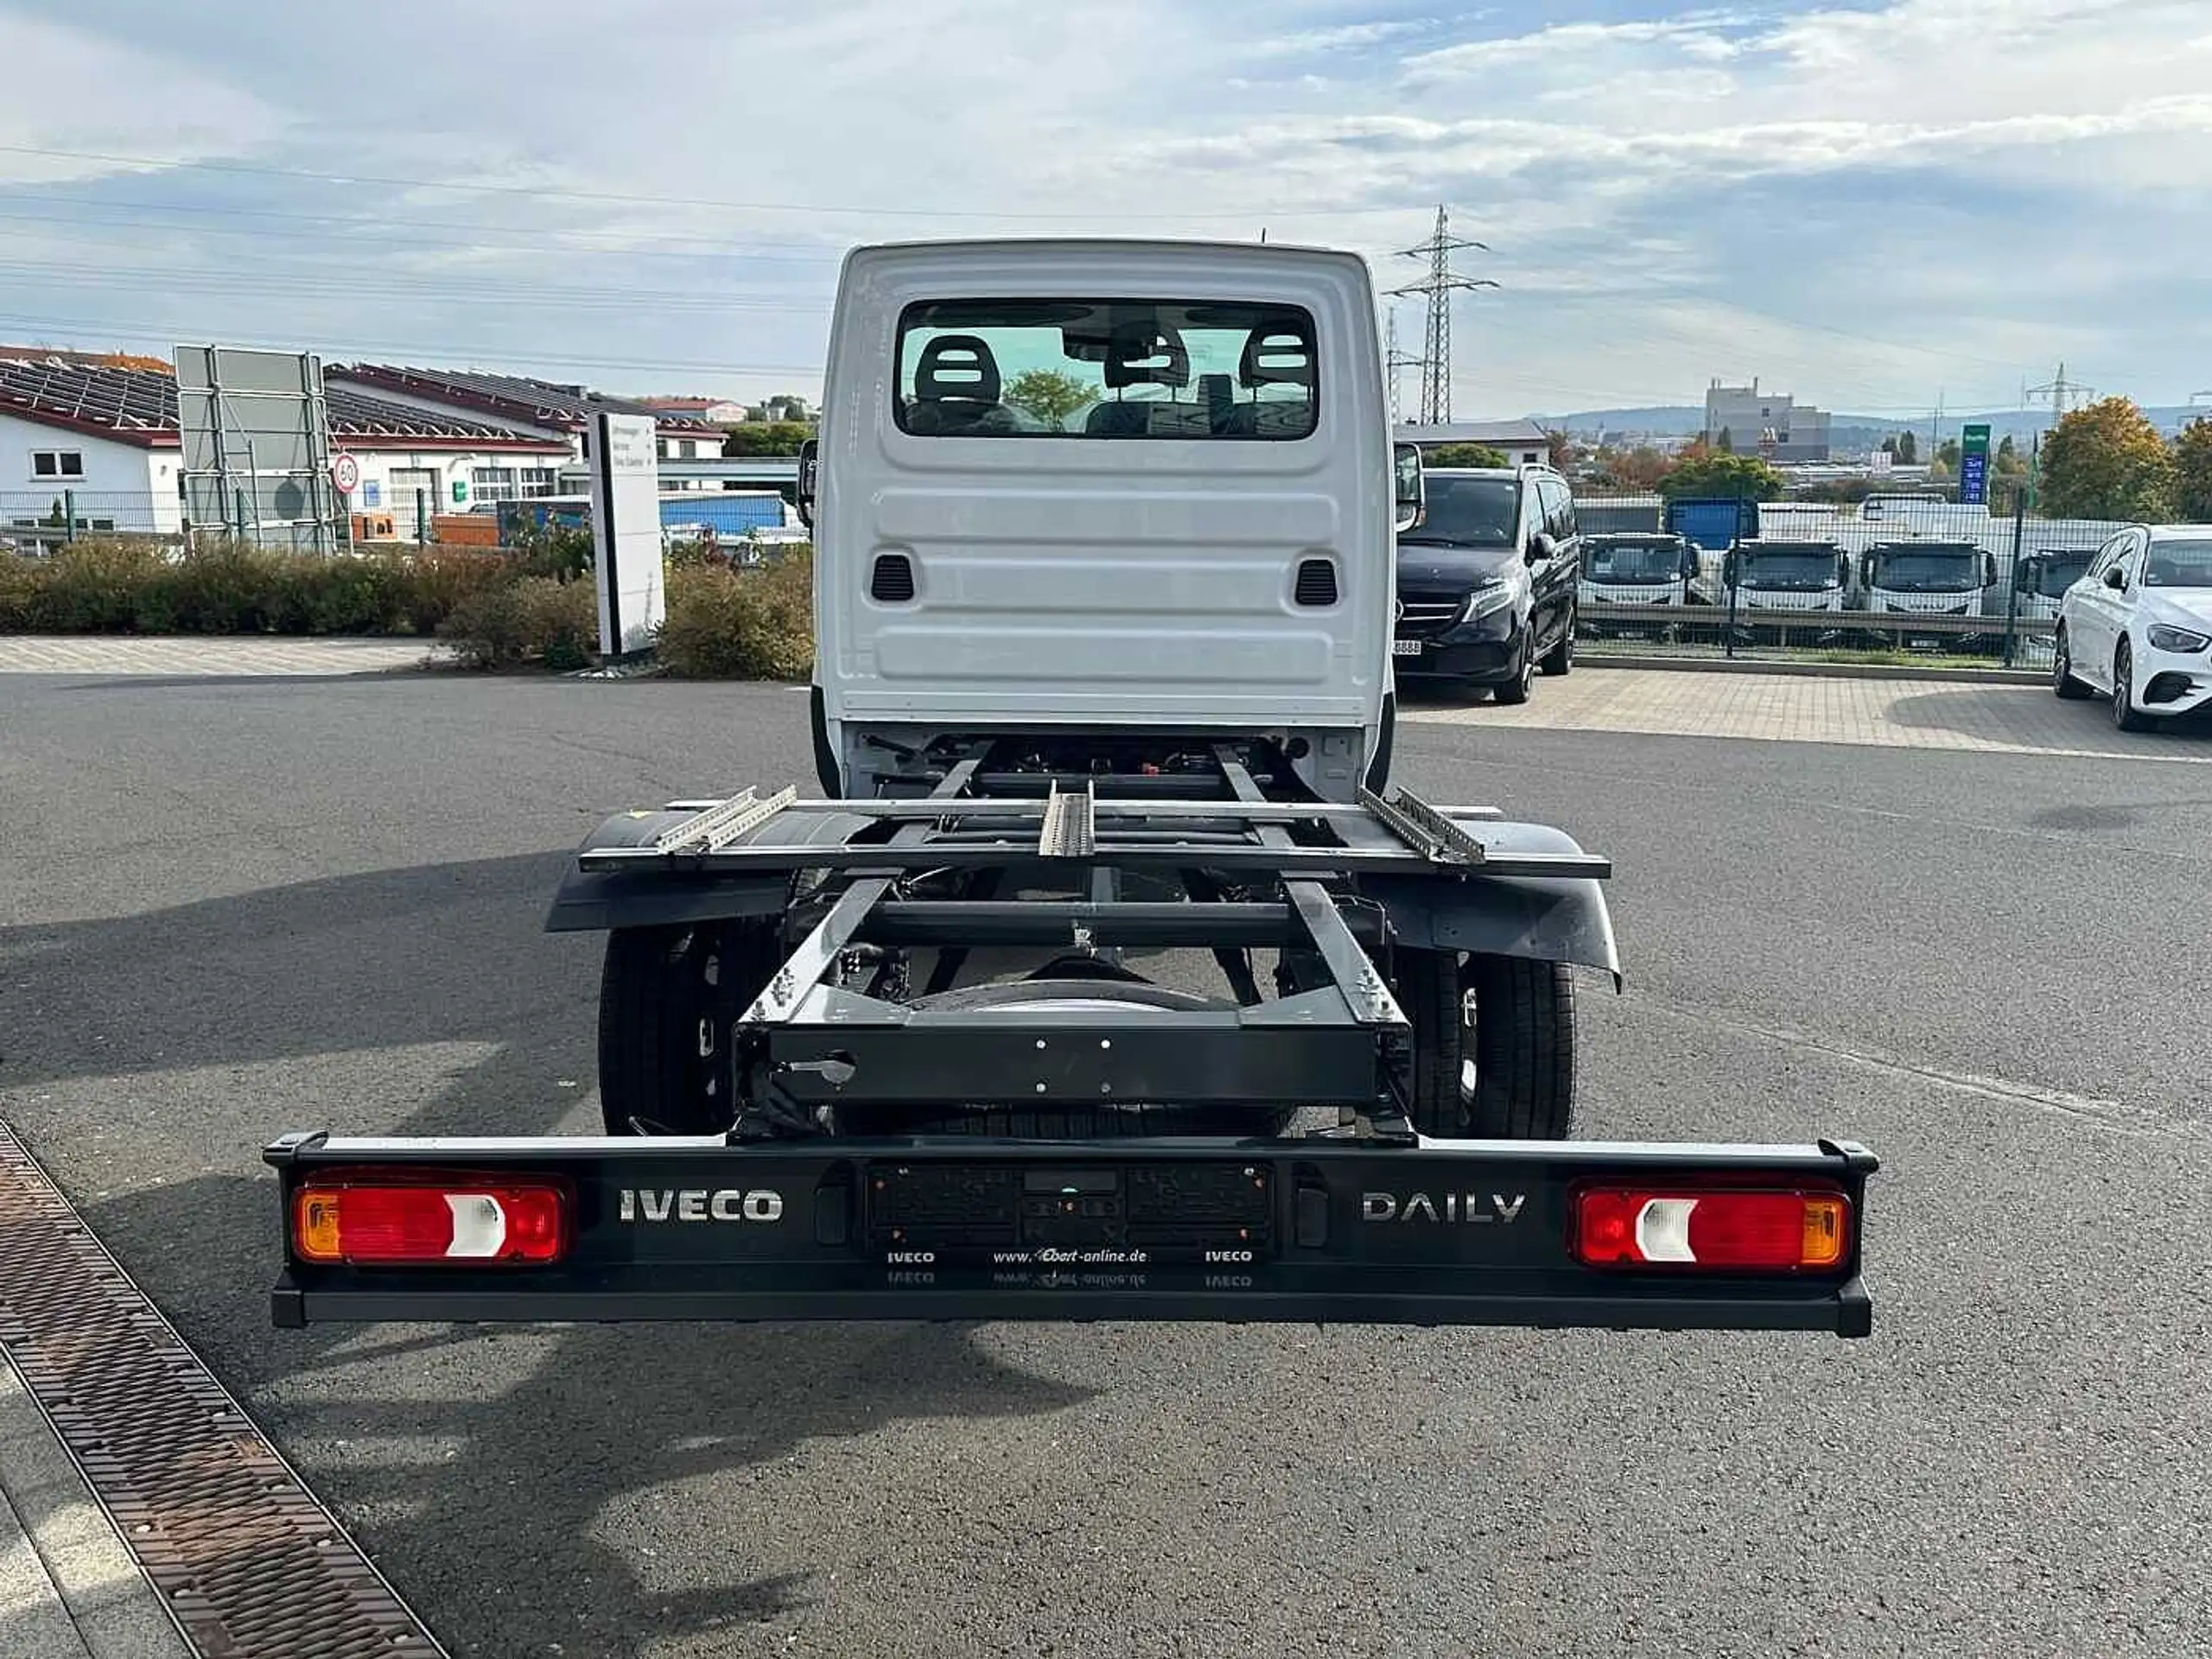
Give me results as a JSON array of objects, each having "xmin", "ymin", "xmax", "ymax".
[
  {"xmin": 2051, "ymin": 626, "xmax": 2092, "ymax": 698},
  {"xmin": 1395, "ymin": 950, "xmax": 1574, "ymax": 1140},
  {"xmin": 599, "ymin": 921, "xmax": 782, "ymax": 1135}
]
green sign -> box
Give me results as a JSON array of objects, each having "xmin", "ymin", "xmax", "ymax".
[
  {"xmin": 452, "ymin": 480, "xmax": 469, "ymax": 504},
  {"xmin": 1959, "ymin": 423, "xmax": 1991, "ymax": 505}
]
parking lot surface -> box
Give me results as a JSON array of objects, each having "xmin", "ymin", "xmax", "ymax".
[
  {"xmin": 1405, "ymin": 664, "xmax": 2212, "ymax": 760},
  {"xmin": 3, "ymin": 667, "xmax": 2209, "ymax": 1657}
]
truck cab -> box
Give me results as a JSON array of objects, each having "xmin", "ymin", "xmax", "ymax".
[
  {"xmin": 1578, "ymin": 531, "xmax": 1705, "ymax": 616},
  {"xmin": 798, "ymin": 238, "xmax": 1409, "ymax": 804},
  {"xmin": 1726, "ymin": 538, "xmax": 1853, "ymax": 612},
  {"xmin": 1859, "ymin": 538, "xmax": 1998, "ymax": 650}
]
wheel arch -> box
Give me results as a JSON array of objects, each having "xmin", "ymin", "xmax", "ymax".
[{"xmin": 1366, "ymin": 870, "xmax": 1620, "ymax": 987}]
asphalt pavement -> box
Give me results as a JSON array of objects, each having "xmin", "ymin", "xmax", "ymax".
[{"xmin": 2, "ymin": 666, "xmax": 2208, "ymax": 1657}]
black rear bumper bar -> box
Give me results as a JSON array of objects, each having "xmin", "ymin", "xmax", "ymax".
[{"xmin": 265, "ymin": 1132, "xmax": 1878, "ymax": 1337}]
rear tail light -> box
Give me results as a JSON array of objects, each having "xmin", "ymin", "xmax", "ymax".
[
  {"xmin": 292, "ymin": 1173, "xmax": 570, "ymax": 1266},
  {"xmin": 1573, "ymin": 1184, "xmax": 1849, "ymax": 1272}
]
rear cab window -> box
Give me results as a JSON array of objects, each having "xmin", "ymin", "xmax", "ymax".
[{"xmin": 894, "ymin": 300, "xmax": 1318, "ymax": 440}]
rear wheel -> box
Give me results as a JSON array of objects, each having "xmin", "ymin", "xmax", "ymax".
[
  {"xmin": 1395, "ymin": 950, "xmax": 1574, "ymax": 1139},
  {"xmin": 599, "ymin": 920, "xmax": 782, "ymax": 1135},
  {"xmin": 2051, "ymin": 626, "xmax": 2092, "ymax": 698}
]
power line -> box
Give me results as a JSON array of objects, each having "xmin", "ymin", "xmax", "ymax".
[{"xmin": 1386, "ymin": 205, "xmax": 1497, "ymax": 425}]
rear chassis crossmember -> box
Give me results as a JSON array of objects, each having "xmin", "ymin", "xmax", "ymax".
[
  {"xmin": 267, "ymin": 1132, "xmax": 1877, "ymax": 1334},
  {"xmin": 266, "ymin": 738, "xmax": 1878, "ymax": 1335}
]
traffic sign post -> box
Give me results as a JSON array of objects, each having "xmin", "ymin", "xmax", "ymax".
[{"xmin": 1959, "ymin": 423, "xmax": 1991, "ymax": 506}]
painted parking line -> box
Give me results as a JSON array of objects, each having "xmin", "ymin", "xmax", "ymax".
[{"xmin": 1401, "ymin": 667, "xmax": 2212, "ymax": 762}]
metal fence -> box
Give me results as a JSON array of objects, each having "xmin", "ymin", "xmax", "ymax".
[
  {"xmin": 1, "ymin": 491, "xmax": 174, "ymax": 547},
  {"xmin": 1565, "ymin": 489, "xmax": 2128, "ymax": 669}
]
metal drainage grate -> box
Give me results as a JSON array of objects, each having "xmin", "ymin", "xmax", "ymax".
[{"xmin": 0, "ymin": 1119, "xmax": 447, "ymax": 1658}]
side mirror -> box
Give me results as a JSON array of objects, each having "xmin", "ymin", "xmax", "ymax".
[
  {"xmin": 1681, "ymin": 549, "xmax": 1698, "ymax": 579},
  {"xmin": 795, "ymin": 438, "xmax": 818, "ymax": 531},
  {"xmin": 1528, "ymin": 531, "xmax": 1555, "ymax": 563},
  {"xmin": 1393, "ymin": 442, "xmax": 1423, "ymax": 534},
  {"xmin": 2103, "ymin": 567, "xmax": 2126, "ymax": 591}
]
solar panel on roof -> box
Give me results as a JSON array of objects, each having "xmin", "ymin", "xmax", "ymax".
[{"xmin": 0, "ymin": 359, "xmax": 556, "ymax": 445}]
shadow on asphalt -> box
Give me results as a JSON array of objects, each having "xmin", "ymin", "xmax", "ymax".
[
  {"xmin": 1878, "ymin": 688, "xmax": 2212, "ymax": 747},
  {"xmin": 2, "ymin": 850, "xmax": 1093, "ymax": 1656}
]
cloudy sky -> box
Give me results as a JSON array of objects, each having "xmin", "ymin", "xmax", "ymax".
[{"xmin": 3, "ymin": 0, "xmax": 2208, "ymax": 418}]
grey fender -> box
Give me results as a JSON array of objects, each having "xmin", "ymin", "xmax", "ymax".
[
  {"xmin": 1364, "ymin": 818, "xmax": 1622, "ymax": 986},
  {"xmin": 543, "ymin": 803, "xmax": 867, "ymax": 935}
]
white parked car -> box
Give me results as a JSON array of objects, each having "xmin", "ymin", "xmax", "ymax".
[{"xmin": 2051, "ymin": 524, "xmax": 2212, "ymax": 730}]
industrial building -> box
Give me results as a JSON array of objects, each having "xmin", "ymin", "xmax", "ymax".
[{"xmin": 1702, "ymin": 378, "xmax": 1832, "ymax": 462}]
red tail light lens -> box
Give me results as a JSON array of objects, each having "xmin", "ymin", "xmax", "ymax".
[
  {"xmin": 292, "ymin": 1174, "xmax": 570, "ymax": 1266},
  {"xmin": 1573, "ymin": 1185, "xmax": 1849, "ymax": 1272}
]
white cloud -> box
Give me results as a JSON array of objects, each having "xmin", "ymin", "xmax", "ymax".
[
  {"xmin": 1254, "ymin": 18, "xmax": 1435, "ymax": 57},
  {"xmin": 0, "ymin": 12, "xmax": 283, "ymax": 186}
]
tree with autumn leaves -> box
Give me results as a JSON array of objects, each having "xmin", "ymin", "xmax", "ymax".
[{"xmin": 2036, "ymin": 397, "xmax": 2178, "ymax": 520}]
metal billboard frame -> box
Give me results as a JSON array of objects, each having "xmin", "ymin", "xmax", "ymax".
[{"xmin": 175, "ymin": 344, "xmax": 350, "ymax": 554}]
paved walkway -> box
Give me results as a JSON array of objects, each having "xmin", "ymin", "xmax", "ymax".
[
  {"xmin": 0, "ymin": 637, "xmax": 442, "ymax": 677},
  {"xmin": 1, "ymin": 1360, "xmax": 185, "ymax": 1658},
  {"xmin": 1402, "ymin": 667, "xmax": 2212, "ymax": 762}
]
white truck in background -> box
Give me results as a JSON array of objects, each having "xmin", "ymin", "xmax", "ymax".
[{"xmin": 1723, "ymin": 538, "xmax": 1854, "ymax": 641}]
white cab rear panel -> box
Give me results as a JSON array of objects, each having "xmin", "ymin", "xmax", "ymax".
[{"xmin": 814, "ymin": 239, "xmax": 1393, "ymax": 733}]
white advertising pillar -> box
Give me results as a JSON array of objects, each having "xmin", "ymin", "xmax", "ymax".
[{"xmin": 588, "ymin": 411, "xmax": 665, "ymax": 656}]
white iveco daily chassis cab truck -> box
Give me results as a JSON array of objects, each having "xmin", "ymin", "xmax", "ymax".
[{"xmin": 264, "ymin": 239, "xmax": 1877, "ymax": 1336}]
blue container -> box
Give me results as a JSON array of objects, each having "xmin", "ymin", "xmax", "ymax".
[{"xmin": 1664, "ymin": 497, "xmax": 1760, "ymax": 551}]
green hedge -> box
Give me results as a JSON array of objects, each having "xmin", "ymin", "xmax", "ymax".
[
  {"xmin": 0, "ymin": 535, "xmax": 817, "ymax": 678},
  {"xmin": 0, "ymin": 540, "xmax": 507, "ymax": 636}
]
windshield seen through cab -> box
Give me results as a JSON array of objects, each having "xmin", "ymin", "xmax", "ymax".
[
  {"xmin": 893, "ymin": 299, "xmax": 1317, "ymax": 439},
  {"xmin": 1870, "ymin": 547, "xmax": 1980, "ymax": 592},
  {"xmin": 1587, "ymin": 542, "xmax": 1681, "ymax": 582},
  {"xmin": 1739, "ymin": 549, "xmax": 1837, "ymax": 588}
]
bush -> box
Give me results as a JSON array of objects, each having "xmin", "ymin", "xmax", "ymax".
[
  {"xmin": 436, "ymin": 575, "xmax": 599, "ymax": 670},
  {"xmin": 504, "ymin": 523, "xmax": 594, "ymax": 584},
  {"xmin": 277, "ymin": 553, "xmax": 410, "ymax": 634},
  {"xmin": 137, "ymin": 542, "xmax": 290, "ymax": 633},
  {"xmin": 23, "ymin": 539, "xmax": 166, "ymax": 632},
  {"xmin": 394, "ymin": 549, "xmax": 510, "ymax": 634},
  {"xmin": 656, "ymin": 547, "xmax": 814, "ymax": 679},
  {"xmin": 0, "ymin": 552, "xmax": 38, "ymax": 631}
]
